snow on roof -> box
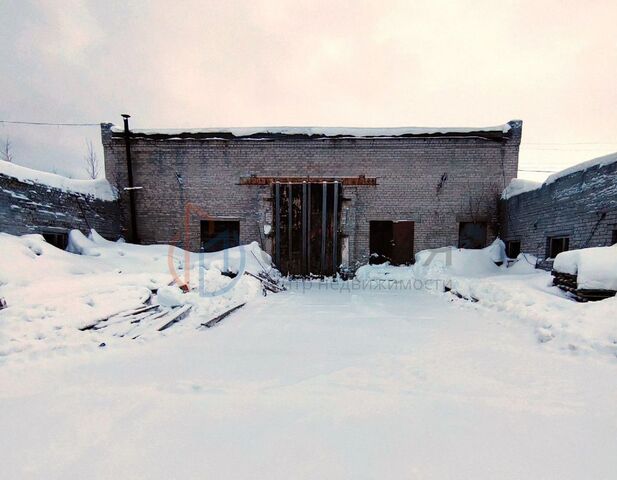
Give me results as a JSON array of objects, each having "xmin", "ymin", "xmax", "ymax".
[
  {"xmin": 502, "ymin": 151, "xmax": 617, "ymax": 200},
  {"xmin": 110, "ymin": 122, "xmax": 515, "ymax": 139},
  {"xmin": 501, "ymin": 178, "xmax": 542, "ymax": 199},
  {"xmin": 543, "ymin": 151, "xmax": 617, "ymax": 185},
  {"xmin": 0, "ymin": 159, "xmax": 116, "ymax": 201}
]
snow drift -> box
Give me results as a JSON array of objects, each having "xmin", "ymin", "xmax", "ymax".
[
  {"xmin": 554, "ymin": 245, "xmax": 617, "ymax": 291},
  {"xmin": 0, "ymin": 230, "xmax": 274, "ymax": 359}
]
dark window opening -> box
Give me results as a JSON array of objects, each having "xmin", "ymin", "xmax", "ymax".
[
  {"xmin": 200, "ymin": 220, "xmax": 240, "ymax": 253},
  {"xmin": 612, "ymin": 230, "xmax": 617, "ymax": 245},
  {"xmin": 42, "ymin": 231, "xmax": 68, "ymax": 250},
  {"xmin": 506, "ymin": 240, "xmax": 521, "ymax": 259},
  {"xmin": 548, "ymin": 236, "xmax": 569, "ymax": 258},
  {"xmin": 458, "ymin": 222, "xmax": 487, "ymax": 249},
  {"xmin": 369, "ymin": 220, "xmax": 415, "ymax": 265}
]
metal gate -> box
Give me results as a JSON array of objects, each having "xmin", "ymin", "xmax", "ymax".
[{"xmin": 273, "ymin": 181, "xmax": 342, "ymax": 276}]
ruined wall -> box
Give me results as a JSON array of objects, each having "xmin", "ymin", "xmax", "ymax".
[
  {"xmin": 499, "ymin": 160, "xmax": 617, "ymax": 261},
  {"xmin": 0, "ymin": 173, "xmax": 122, "ymax": 240},
  {"xmin": 103, "ymin": 122, "xmax": 521, "ymax": 266}
]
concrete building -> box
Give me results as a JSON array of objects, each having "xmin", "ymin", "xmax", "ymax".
[
  {"xmin": 102, "ymin": 119, "xmax": 522, "ymax": 275},
  {"xmin": 500, "ymin": 152, "xmax": 617, "ymax": 266}
]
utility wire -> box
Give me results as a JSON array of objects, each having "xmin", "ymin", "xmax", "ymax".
[{"xmin": 0, "ymin": 120, "xmax": 100, "ymax": 126}]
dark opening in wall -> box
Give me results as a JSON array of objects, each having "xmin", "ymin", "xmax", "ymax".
[
  {"xmin": 42, "ymin": 231, "xmax": 68, "ymax": 250},
  {"xmin": 612, "ymin": 230, "xmax": 617, "ymax": 245},
  {"xmin": 200, "ymin": 220, "xmax": 240, "ymax": 253},
  {"xmin": 506, "ymin": 240, "xmax": 521, "ymax": 259},
  {"xmin": 458, "ymin": 222, "xmax": 487, "ymax": 249},
  {"xmin": 369, "ymin": 220, "xmax": 415, "ymax": 265},
  {"xmin": 548, "ymin": 236, "xmax": 569, "ymax": 259}
]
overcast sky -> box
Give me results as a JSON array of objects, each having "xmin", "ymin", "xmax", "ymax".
[{"xmin": 1, "ymin": 0, "xmax": 616, "ymax": 181}]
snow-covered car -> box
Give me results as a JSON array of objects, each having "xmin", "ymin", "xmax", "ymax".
[{"xmin": 553, "ymin": 245, "xmax": 617, "ymax": 301}]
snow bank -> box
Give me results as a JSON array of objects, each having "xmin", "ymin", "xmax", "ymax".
[
  {"xmin": 355, "ymin": 263, "xmax": 415, "ymax": 281},
  {"xmin": 0, "ymin": 230, "xmax": 274, "ymax": 360},
  {"xmin": 554, "ymin": 245, "xmax": 617, "ymax": 290},
  {"xmin": 0, "ymin": 159, "xmax": 116, "ymax": 201},
  {"xmin": 410, "ymin": 243, "xmax": 617, "ymax": 356},
  {"xmin": 414, "ymin": 239, "xmax": 506, "ymax": 279},
  {"xmin": 353, "ymin": 240, "xmax": 617, "ymax": 357}
]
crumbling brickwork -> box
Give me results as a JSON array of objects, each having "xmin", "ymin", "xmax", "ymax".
[
  {"xmin": 102, "ymin": 121, "xmax": 521, "ymax": 268},
  {"xmin": 499, "ymin": 159, "xmax": 617, "ymax": 263}
]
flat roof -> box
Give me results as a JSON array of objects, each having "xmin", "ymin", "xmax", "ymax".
[{"xmin": 110, "ymin": 121, "xmax": 521, "ymax": 141}]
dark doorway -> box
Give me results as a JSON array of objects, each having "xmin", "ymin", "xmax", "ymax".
[
  {"xmin": 273, "ymin": 182, "xmax": 342, "ymax": 276},
  {"xmin": 369, "ymin": 220, "xmax": 415, "ymax": 265},
  {"xmin": 458, "ymin": 222, "xmax": 487, "ymax": 249},
  {"xmin": 42, "ymin": 231, "xmax": 68, "ymax": 250},
  {"xmin": 505, "ymin": 240, "xmax": 521, "ymax": 259},
  {"xmin": 200, "ymin": 220, "xmax": 240, "ymax": 252}
]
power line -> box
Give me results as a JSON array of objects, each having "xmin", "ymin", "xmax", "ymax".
[
  {"xmin": 522, "ymin": 141, "xmax": 617, "ymax": 145},
  {"xmin": 0, "ymin": 120, "xmax": 100, "ymax": 126}
]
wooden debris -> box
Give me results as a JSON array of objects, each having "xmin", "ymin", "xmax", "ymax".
[
  {"xmin": 552, "ymin": 270, "xmax": 616, "ymax": 302},
  {"xmin": 0, "ymin": 297, "xmax": 6, "ymax": 310},
  {"xmin": 157, "ymin": 304, "xmax": 193, "ymax": 331},
  {"xmin": 244, "ymin": 271, "xmax": 285, "ymax": 293},
  {"xmin": 201, "ymin": 303, "xmax": 246, "ymax": 328},
  {"xmin": 444, "ymin": 286, "xmax": 479, "ymax": 303}
]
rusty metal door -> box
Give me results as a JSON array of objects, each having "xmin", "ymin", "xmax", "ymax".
[
  {"xmin": 392, "ymin": 221, "xmax": 415, "ymax": 264},
  {"xmin": 274, "ymin": 182, "xmax": 341, "ymax": 276}
]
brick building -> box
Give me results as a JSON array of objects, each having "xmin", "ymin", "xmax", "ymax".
[
  {"xmin": 102, "ymin": 119, "xmax": 522, "ymax": 275},
  {"xmin": 500, "ymin": 152, "xmax": 617, "ymax": 266},
  {"xmin": 0, "ymin": 162, "xmax": 121, "ymax": 249}
]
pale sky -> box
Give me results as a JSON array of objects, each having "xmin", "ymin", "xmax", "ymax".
[{"xmin": 1, "ymin": 0, "xmax": 616, "ymax": 182}]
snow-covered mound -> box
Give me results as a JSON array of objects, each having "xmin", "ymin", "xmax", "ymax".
[
  {"xmin": 353, "ymin": 240, "xmax": 617, "ymax": 357},
  {"xmin": 0, "ymin": 159, "xmax": 116, "ymax": 201},
  {"xmin": 414, "ymin": 239, "xmax": 507, "ymax": 279},
  {"xmin": 554, "ymin": 245, "xmax": 617, "ymax": 290},
  {"xmin": 0, "ymin": 230, "xmax": 274, "ymax": 359}
]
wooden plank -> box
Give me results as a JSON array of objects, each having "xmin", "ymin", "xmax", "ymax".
[
  {"xmin": 157, "ymin": 305, "xmax": 193, "ymax": 332},
  {"xmin": 201, "ymin": 303, "xmax": 246, "ymax": 329}
]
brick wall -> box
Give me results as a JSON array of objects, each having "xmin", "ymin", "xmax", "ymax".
[
  {"xmin": 0, "ymin": 173, "xmax": 122, "ymax": 240},
  {"xmin": 499, "ymin": 160, "xmax": 617, "ymax": 263},
  {"xmin": 103, "ymin": 122, "xmax": 522, "ymax": 267}
]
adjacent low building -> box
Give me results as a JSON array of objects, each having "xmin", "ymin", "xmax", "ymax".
[
  {"xmin": 500, "ymin": 152, "xmax": 617, "ymax": 266},
  {"xmin": 102, "ymin": 119, "xmax": 522, "ymax": 275},
  {"xmin": 0, "ymin": 160, "xmax": 121, "ymax": 248}
]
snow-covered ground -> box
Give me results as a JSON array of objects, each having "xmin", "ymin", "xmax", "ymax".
[{"xmin": 1, "ymin": 234, "xmax": 616, "ymax": 479}]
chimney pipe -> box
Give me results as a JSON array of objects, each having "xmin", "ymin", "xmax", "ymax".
[{"xmin": 122, "ymin": 114, "xmax": 139, "ymax": 243}]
